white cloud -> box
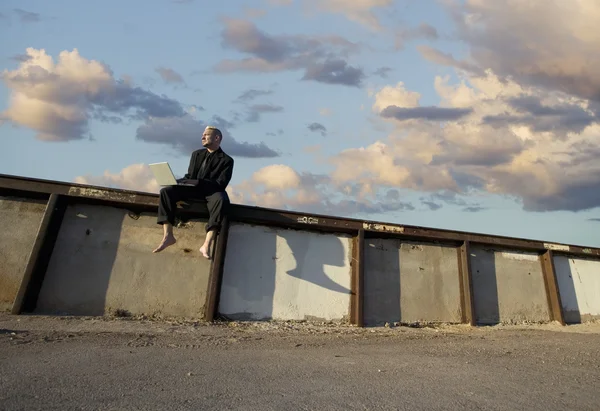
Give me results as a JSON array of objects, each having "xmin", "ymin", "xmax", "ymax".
[
  {"xmin": 74, "ymin": 164, "xmax": 160, "ymax": 194},
  {"xmin": 251, "ymin": 164, "xmax": 302, "ymax": 190},
  {"xmin": 371, "ymin": 81, "xmax": 421, "ymax": 112},
  {"xmin": 328, "ymin": 70, "xmax": 600, "ymax": 212},
  {"xmin": 227, "ymin": 164, "xmax": 414, "ymax": 215},
  {"xmin": 1, "ymin": 47, "xmax": 184, "ymax": 141}
]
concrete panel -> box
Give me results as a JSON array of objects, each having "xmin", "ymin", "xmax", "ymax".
[
  {"xmin": 219, "ymin": 223, "xmax": 352, "ymax": 321},
  {"xmin": 470, "ymin": 247, "xmax": 550, "ymax": 324},
  {"xmin": 0, "ymin": 197, "xmax": 46, "ymax": 312},
  {"xmin": 554, "ymin": 256, "xmax": 600, "ymax": 323},
  {"xmin": 363, "ymin": 239, "xmax": 462, "ymax": 326},
  {"xmin": 36, "ymin": 204, "xmax": 211, "ymax": 318}
]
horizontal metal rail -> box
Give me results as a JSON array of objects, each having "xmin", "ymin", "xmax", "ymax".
[{"xmin": 1, "ymin": 173, "xmax": 599, "ymax": 258}]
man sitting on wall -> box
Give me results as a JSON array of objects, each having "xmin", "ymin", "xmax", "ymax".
[{"xmin": 153, "ymin": 126, "xmax": 234, "ymax": 258}]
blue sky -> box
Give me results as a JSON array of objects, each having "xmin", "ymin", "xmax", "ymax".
[{"xmin": 1, "ymin": 0, "xmax": 599, "ymax": 247}]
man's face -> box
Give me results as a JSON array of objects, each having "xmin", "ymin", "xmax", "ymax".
[{"xmin": 202, "ymin": 128, "xmax": 218, "ymax": 148}]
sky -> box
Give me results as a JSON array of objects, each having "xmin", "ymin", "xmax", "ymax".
[{"xmin": 1, "ymin": 0, "xmax": 599, "ymax": 247}]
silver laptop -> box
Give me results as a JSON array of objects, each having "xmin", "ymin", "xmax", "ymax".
[{"xmin": 149, "ymin": 162, "xmax": 194, "ymax": 186}]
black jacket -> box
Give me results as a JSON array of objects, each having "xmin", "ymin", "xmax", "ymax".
[{"xmin": 182, "ymin": 147, "xmax": 234, "ymax": 192}]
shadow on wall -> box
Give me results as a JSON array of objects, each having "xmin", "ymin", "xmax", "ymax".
[
  {"xmin": 279, "ymin": 229, "xmax": 350, "ymax": 294},
  {"xmin": 219, "ymin": 225, "xmax": 350, "ymax": 321},
  {"xmin": 470, "ymin": 248, "xmax": 500, "ymax": 325},
  {"xmin": 554, "ymin": 256, "xmax": 581, "ymax": 324},
  {"xmin": 35, "ymin": 205, "xmax": 122, "ymax": 316}
]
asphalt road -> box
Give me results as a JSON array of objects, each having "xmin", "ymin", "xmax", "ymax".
[{"xmin": 1, "ymin": 314, "xmax": 599, "ymax": 410}]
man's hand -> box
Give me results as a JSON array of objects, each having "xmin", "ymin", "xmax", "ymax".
[{"xmin": 177, "ymin": 178, "xmax": 198, "ymax": 186}]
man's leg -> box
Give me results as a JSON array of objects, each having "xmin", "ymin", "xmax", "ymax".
[
  {"xmin": 153, "ymin": 185, "xmax": 202, "ymax": 253},
  {"xmin": 199, "ymin": 191, "xmax": 229, "ymax": 259}
]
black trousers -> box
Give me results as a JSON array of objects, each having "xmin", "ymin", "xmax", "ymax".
[{"xmin": 157, "ymin": 185, "xmax": 229, "ymax": 233}]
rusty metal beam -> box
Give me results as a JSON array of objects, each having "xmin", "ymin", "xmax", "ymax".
[
  {"xmin": 540, "ymin": 250, "xmax": 565, "ymax": 325},
  {"xmin": 350, "ymin": 229, "xmax": 365, "ymax": 326},
  {"xmin": 363, "ymin": 221, "xmax": 598, "ymax": 257},
  {"xmin": 457, "ymin": 241, "xmax": 476, "ymax": 326},
  {"xmin": 11, "ymin": 194, "xmax": 68, "ymax": 314},
  {"xmin": 1, "ymin": 173, "xmax": 600, "ymax": 258},
  {"xmin": 228, "ymin": 206, "xmax": 359, "ymax": 234},
  {"xmin": 204, "ymin": 217, "xmax": 230, "ymax": 322}
]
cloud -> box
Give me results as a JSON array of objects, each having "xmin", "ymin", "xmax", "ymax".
[
  {"xmin": 155, "ymin": 67, "xmax": 184, "ymax": 84},
  {"xmin": 301, "ymin": 59, "xmax": 364, "ymax": 87},
  {"xmin": 326, "ymin": 70, "xmax": 600, "ymax": 213},
  {"xmin": 1, "ymin": 48, "xmax": 185, "ymax": 141},
  {"xmin": 417, "ymin": 45, "xmax": 483, "ymax": 75},
  {"xmin": 267, "ymin": 128, "xmax": 284, "ymax": 137},
  {"xmin": 588, "ymin": 218, "xmax": 600, "ymax": 222},
  {"xmin": 245, "ymin": 104, "xmax": 284, "ymax": 122},
  {"xmin": 227, "ymin": 164, "xmax": 414, "ymax": 215},
  {"xmin": 11, "ymin": 54, "xmax": 33, "ymax": 62},
  {"xmin": 371, "ymin": 81, "xmax": 421, "ymax": 111},
  {"xmin": 0, "ymin": 47, "xmax": 280, "ymax": 158},
  {"xmin": 372, "ymin": 81, "xmax": 473, "ymax": 122},
  {"xmin": 74, "ymin": 163, "xmax": 160, "ymax": 194},
  {"xmin": 136, "ymin": 114, "xmax": 280, "ymax": 158},
  {"xmin": 381, "ymin": 105, "xmax": 473, "ymax": 121},
  {"xmin": 235, "ymin": 88, "xmax": 273, "ymax": 102},
  {"xmin": 463, "ymin": 206, "xmax": 486, "ymax": 213},
  {"xmin": 156, "ymin": 64, "xmax": 598, "ymax": 216},
  {"xmin": 419, "ymin": 190, "xmax": 485, "ymax": 212},
  {"xmin": 307, "ymin": 122, "xmax": 327, "ymax": 136},
  {"xmin": 319, "ymin": 108, "xmax": 333, "ymax": 116},
  {"xmin": 440, "ymin": 0, "xmax": 600, "ymax": 101},
  {"xmin": 13, "ymin": 8, "xmax": 41, "ymax": 23},
  {"xmin": 421, "ymin": 200, "xmax": 442, "ymax": 211},
  {"xmin": 373, "ymin": 67, "xmax": 393, "ymax": 78},
  {"xmin": 395, "ymin": 23, "xmax": 439, "ymax": 50},
  {"xmin": 306, "ymin": 0, "xmax": 393, "ymax": 31},
  {"xmin": 215, "ymin": 19, "xmax": 364, "ymax": 87}
]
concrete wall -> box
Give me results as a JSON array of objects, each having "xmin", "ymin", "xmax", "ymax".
[
  {"xmin": 219, "ymin": 223, "xmax": 352, "ymax": 321},
  {"xmin": 0, "ymin": 197, "xmax": 46, "ymax": 312},
  {"xmin": 363, "ymin": 239, "xmax": 462, "ymax": 326},
  {"xmin": 470, "ymin": 247, "xmax": 550, "ymax": 324},
  {"xmin": 3, "ymin": 189, "xmax": 599, "ymax": 327},
  {"xmin": 554, "ymin": 256, "xmax": 600, "ymax": 323},
  {"xmin": 35, "ymin": 204, "xmax": 212, "ymax": 319}
]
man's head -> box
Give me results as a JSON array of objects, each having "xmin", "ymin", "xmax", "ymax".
[{"xmin": 202, "ymin": 126, "xmax": 222, "ymax": 151}]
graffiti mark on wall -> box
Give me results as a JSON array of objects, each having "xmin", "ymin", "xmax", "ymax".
[
  {"xmin": 297, "ymin": 216, "xmax": 319, "ymax": 225},
  {"xmin": 362, "ymin": 222, "xmax": 405, "ymax": 233}
]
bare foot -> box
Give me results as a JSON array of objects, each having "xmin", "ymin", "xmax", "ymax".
[
  {"xmin": 199, "ymin": 245, "xmax": 211, "ymax": 259},
  {"xmin": 153, "ymin": 235, "xmax": 176, "ymax": 253}
]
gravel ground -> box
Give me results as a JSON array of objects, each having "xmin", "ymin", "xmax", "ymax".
[{"xmin": 1, "ymin": 313, "xmax": 599, "ymax": 411}]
